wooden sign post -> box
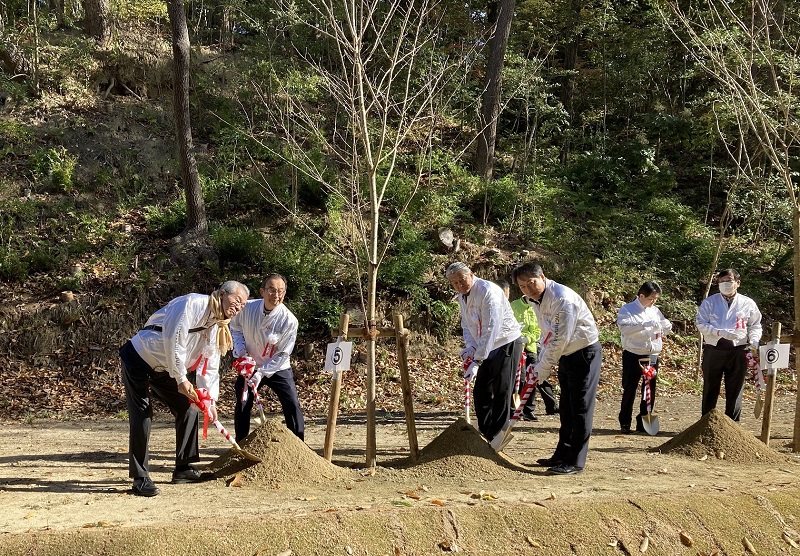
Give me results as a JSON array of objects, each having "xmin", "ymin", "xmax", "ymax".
[
  {"xmin": 323, "ymin": 314, "xmax": 349, "ymax": 462},
  {"xmin": 324, "ymin": 313, "xmax": 420, "ymax": 464},
  {"xmin": 393, "ymin": 313, "xmax": 419, "ymax": 461},
  {"xmin": 760, "ymin": 323, "xmax": 781, "ymax": 446}
]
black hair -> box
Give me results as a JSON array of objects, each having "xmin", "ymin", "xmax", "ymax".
[
  {"xmin": 511, "ymin": 262, "xmax": 544, "ymax": 284},
  {"xmin": 717, "ymin": 268, "xmax": 740, "ymax": 281},
  {"xmin": 494, "ymin": 278, "xmax": 511, "ymax": 291},
  {"xmin": 260, "ymin": 273, "xmax": 287, "ymax": 289},
  {"xmin": 637, "ymin": 281, "xmax": 662, "ymax": 297}
]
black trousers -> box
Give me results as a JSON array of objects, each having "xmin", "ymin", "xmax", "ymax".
[
  {"xmin": 618, "ymin": 350, "xmax": 658, "ymax": 430},
  {"xmin": 550, "ymin": 342, "xmax": 602, "ymax": 468},
  {"xmin": 702, "ymin": 345, "xmax": 747, "ymax": 421},
  {"xmin": 234, "ymin": 368, "xmax": 305, "ymax": 442},
  {"xmin": 474, "ymin": 337, "xmax": 525, "ymax": 440},
  {"xmin": 119, "ymin": 340, "xmax": 200, "ymax": 479}
]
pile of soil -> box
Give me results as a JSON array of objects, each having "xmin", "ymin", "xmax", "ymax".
[
  {"xmin": 651, "ymin": 408, "xmax": 786, "ymax": 464},
  {"xmin": 207, "ymin": 419, "xmax": 354, "ymax": 487},
  {"xmin": 401, "ymin": 417, "xmax": 531, "ymax": 479}
]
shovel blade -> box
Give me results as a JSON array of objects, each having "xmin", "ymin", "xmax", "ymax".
[
  {"xmin": 754, "ymin": 393, "xmax": 764, "ymax": 418},
  {"xmin": 641, "ymin": 413, "xmax": 659, "ymax": 435},
  {"xmin": 233, "ymin": 446, "xmax": 262, "ymax": 463}
]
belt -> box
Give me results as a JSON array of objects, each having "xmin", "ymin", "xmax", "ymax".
[{"xmin": 140, "ymin": 324, "xmax": 210, "ymax": 334}]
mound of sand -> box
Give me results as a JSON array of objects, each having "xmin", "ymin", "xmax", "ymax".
[
  {"xmin": 651, "ymin": 408, "xmax": 785, "ymax": 464},
  {"xmin": 207, "ymin": 419, "xmax": 353, "ymax": 487},
  {"xmin": 404, "ymin": 417, "xmax": 530, "ymax": 479}
]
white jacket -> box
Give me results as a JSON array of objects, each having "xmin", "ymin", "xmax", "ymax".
[
  {"xmin": 531, "ymin": 279, "xmax": 599, "ymax": 380},
  {"xmin": 696, "ymin": 292, "xmax": 762, "ymax": 349},
  {"xmin": 617, "ymin": 297, "xmax": 672, "ymax": 356},
  {"xmin": 130, "ymin": 293, "xmax": 222, "ymax": 400},
  {"xmin": 231, "ymin": 300, "xmax": 297, "ymax": 377},
  {"xmin": 458, "ymin": 277, "xmax": 522, "ymax": 362}
]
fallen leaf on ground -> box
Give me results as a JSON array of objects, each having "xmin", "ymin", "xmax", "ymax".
[
  {"xmin": 679, "ymin": 530, "xmax": 693, "ymax": 547},
  {"xmin": 430, "ymin": 499, "xmax": 446, "ymax": 506},
  {"xmin": 742, "ymin": 536, "xmax": 756, "ymax": 553},
  {"xmin": 525, "ymin": 536, "xmax": 541, "ymax": 547},
  {"xmin": 782, "ymin": 531, "xmax": 799, "ymax": 548}
]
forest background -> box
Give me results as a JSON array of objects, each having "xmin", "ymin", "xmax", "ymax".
[{"xmin": 0, "ymin": 0, "xmax": 797, "ymax": 423}]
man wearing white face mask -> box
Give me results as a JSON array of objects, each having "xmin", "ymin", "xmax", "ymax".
[{"xmin": 696, "ymin": 269, "xmax": 762, "ymax": 421}]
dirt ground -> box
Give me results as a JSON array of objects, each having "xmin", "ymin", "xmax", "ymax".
[{"xmin": 3, "ymin": 391, "xmax": 800, "ymax": 555}]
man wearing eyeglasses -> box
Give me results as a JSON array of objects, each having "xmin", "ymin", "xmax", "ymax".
[
  {"xmin": 230, "ymin": 273, "xmax": 304, "ymax": 443},
  {"xmin": 120, "ymin": 280, "xmax": 250, "ymax": 497}
]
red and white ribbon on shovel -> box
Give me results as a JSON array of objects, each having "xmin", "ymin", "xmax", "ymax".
[
  {"xmin": 233, "ymin": 356, "xmax": 266, "ymax": 423},
  {"xmin": 489, "ymin": 370, "xmax": 539, "ymax": 452},
  {"xmin": 464, "ymin": 378, "xmax": 471, "ymax": 424},
  {"xmin": 190, "ymin": 387, "xmax": 262, "ymax": 462},
  {"xmin": 641, "ymin": 363, "xmax": 657, "ymax": 414}
]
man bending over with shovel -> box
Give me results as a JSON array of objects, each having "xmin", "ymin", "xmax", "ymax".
[
  {"xmin": 231, "ymin": 273, "xmax": 304, "ymax": 443},
  {"xmin": 120, "ymin": 280, "xmax": 249, "ymax": 497},
  {"xmin": 617, "ymin": 281, "xmax": 672, "ymax": 435},
  {"xmin": 507, "ymin": 262, "xmax": 601, "ymax": 476},
  {"xmin": 446, "ymin": 262, "xmax": 524, "ymax": 442}
]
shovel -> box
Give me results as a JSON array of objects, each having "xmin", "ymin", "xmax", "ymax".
[
  {"xmin": 639, "ymin": 358, "xmax": 660, "ymax": 436},
  {"xmin": 212, "ymin": 419, "xmax": 262, "ymax": 462},
  {"xmin": 250, "ymin": 383, "xmax": 267, "ymax": 426},
  {"xmin": 489, "ymin": 375, "xmax": 538, "ymax": 452}
]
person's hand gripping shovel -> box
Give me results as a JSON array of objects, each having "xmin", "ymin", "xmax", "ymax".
[
  {"xmin": 747, "ymin": 350, "xmax": 764, "ymax": 418},
  {"xmin": 234, "ymin": 356, "xmax": 267, "ymax": 426},
  {"xmin": 639, "ymin": 357, "xmax": 659, "ymax": 435},
  {"xmin": 489, "ymin": 363, "xmax": 540, "ymax": 452}
]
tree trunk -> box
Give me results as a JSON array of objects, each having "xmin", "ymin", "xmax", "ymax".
[
  {"xmin": 84, "ymin": 0, "xmax": 111, "ymax": 46},
  {"xmin": 167, "ymin": 0, "xmax": 208, "ymax": 238},
  {"xmin": 0, "ymin": 36, "xmax": 33, "ymax": 79},
  {"xmin": 474, "ymin": 0, "xmax": 515, "ymax": 184},
  {"xmin": 559, "ymin": 0, "xmax": 583, "ymax": 162}
]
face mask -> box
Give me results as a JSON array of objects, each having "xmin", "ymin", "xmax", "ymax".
[{"xmin": 718, "ymin": 282, "xmax": 736, "ymax": 296}]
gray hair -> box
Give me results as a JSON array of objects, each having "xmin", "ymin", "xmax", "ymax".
[
  {"xmin": 445, "ymin": 262, "xmax": 471, "ymax": 278},
  {"xmin": 219, "ymin": 280, "xmax": 250, "ymax": 299}
]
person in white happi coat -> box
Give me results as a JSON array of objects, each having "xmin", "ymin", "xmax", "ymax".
[
  {"xmin": 511, "ymin": 262, "xmax": 601, "ymax": 476},
  {"xmin": 696, "ymin": 268, "xmax": 762, "ymax": 422},
  {"xmin": 120, "ymin": 280, "xmax": 249, "ymax": 497},
  {"xmin": 617, "ymin": 281, "xmax": 672, "ymax": 433},
  {"xmin": 231, "ymin": 273, "xmax": 304, "ymax": 442},
  {"xmin": 446, "ymin": 262, "xmax": 524, "ymax": 441}
]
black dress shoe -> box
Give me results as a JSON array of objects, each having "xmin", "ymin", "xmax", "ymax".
[
  {"xmin": 172, "ymin": 466, "xmax": 215, "ymax": 484},
  {"xmin": 521, "ymin": 411, "xmax": 538, "ymax": 422},
  {"xmin": 536, "ymin": 456, "xmax": 562, "ymax": 467},
  {"xmin": 132, "ymin": 477, "xmax": 160, "ymax": 497},
  {"xmin": 546, "ymin": 408, "xmax": 559, "ymax": 415},
  {"xmin": 547, "ymin": 464, "xmax": 583, "ymax": 475},
  {"xmin": 621, "ymin": 426, "xmax": 633, "ymax": 434}
]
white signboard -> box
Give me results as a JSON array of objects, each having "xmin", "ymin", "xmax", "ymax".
[
  {"xmin": 759, "ymin": 342, "xmax": 790, "ymax": 376},
  {"xmin": 324, "ymin": 340, "xmax": 353, "ymax": 375}
]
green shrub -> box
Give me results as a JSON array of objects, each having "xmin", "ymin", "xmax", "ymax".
[
  {"xmin": 211, "ymin": 225, "xmax": 267, "ymax": 268},
  {"xmin": 0, "ymin": 247, "xmax": 28, "ymax": 282},
  {"xmin": 29, "ymin": 147, "xmax": 78, "ymax": 193},
  {"xmin": 143, "ymin": 199, "xmax": 186, "ymax": 238}
]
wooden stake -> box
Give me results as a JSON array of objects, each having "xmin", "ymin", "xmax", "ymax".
[
  {"xmin": 393, "ymin": 313, "xmax": 419, "ymax": 461},
  {"xmin": 323, "ymin": 314, "xmax": 349, "ymax": 462},
  {"xmin": 761, "ymin": 322, "xmax": 781, "ymax": 446}
]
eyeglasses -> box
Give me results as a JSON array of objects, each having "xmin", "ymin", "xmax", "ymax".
[
  {"xmin": 227, "ymin": 293, "xmax": 245, "ymax": 308},
  {"xmin": 266, "ymin": 287, "xmax": 286, "ymax": 295}
]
